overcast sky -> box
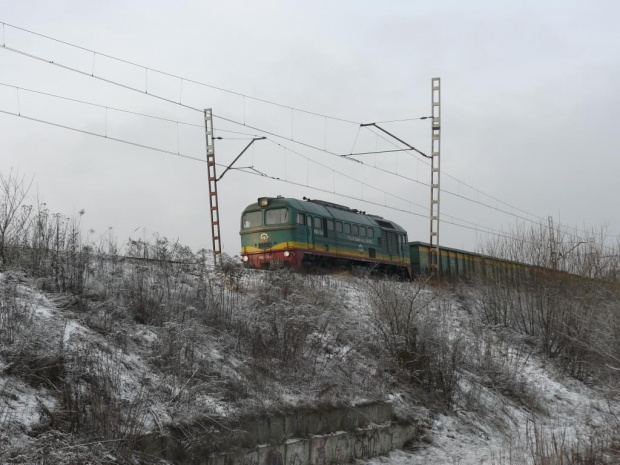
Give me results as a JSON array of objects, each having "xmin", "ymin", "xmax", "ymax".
[{"xmin": 1, "ymin": 0, "xmax": 619, "ymax": 257}]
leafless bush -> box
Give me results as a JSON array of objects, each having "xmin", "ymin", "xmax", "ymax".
[
  {"xmin": 467, "ymin": 327, "xmax": 543, "ymax": 413},
  {"xmin": 477, "ymin": 221, "xmax": 620, "ymax": 383},
  {"xmin": 0, "ymin": 170, "xmax": 34, "ymax": 268},
  {"xmin": 241, "ymin": 270, "xmax": 341, "ymax": 365},
  {"xmin": 365, "ymin": 280, "xmax": 466, "ymax": 406},
  {"xmin": 477, "ymin": 221, "xmax": 620, "ymax": 281},
  {"xmin": 524, "ymin": 419, "xmax": 619, "ymax": 464},
  {"xmin": 56, "ymin": 342, "xmax": 149, "ymax": 454},
  {"xmin": 0, "ymin": 276, "xmax": 33, "ymax": 345}
]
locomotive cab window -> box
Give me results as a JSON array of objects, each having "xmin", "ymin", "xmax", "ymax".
[
  {"xmin": 297, "ymin": 213, "xmax": 305, "ymax": 224},
  {"xmin": 352, "ymin": 225, "xmax": 359, "ymax": 236},
  {"xmin": 336, "ymin": 221, "xmax": 343, "ymax": 233},
  {"xmin": 360, "ymin": 226, "xmax": 366, "ymax": 237},
  {"xmin": 307, "ymin": 216, "xmax": 312, "ymax": 227},
  {"xmin": 327, "ymin": 219, "xmax": 334, "ymax": 231},
  {"xmin": 344, "ymin": 223, "xmax": 351, "ymax": 234},
  {"xmin": 368, "ymin": 228, "xmax": 374, "ymax": 239},
  {"xmin": 265, "ymin": 208, "xmax": 289, "ymax": 225},
  {"xmin": 242, "ymin": 211, "xmax": 263, "ymax": 228}
]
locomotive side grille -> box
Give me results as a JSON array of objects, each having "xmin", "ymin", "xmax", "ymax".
[
  {"xmin": 258, "ymin": 242, "xmax": 272, "ymax": 249},
  {"xmin": 386, "ymin": 232, "xmax": 398, "ymax": 256}
]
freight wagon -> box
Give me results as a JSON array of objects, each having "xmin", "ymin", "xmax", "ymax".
[{"xmin": 410, "ymin": 241, "xmax": 530, "ymax": 280}]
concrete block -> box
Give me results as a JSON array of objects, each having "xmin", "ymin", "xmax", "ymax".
[
  {"xmin": 342, "ymin": 408, "xmax": 359, "ymax": 430},
  {"xmin": 309, "ymin": 436, "xmax": 329, "ymax": 465},
  {"xmin": 356, "ymin": 405, "xmax": 371, "ymax": 428},
  {"xmin": 326, "ymin": 409, "xmax": 342, "ymax": 432},
  {"xmin": 367, "ymin": 404, "xmax": 378, "ymax": 423},
  {"xmin": 269, "ymin": 416, "xmax": 286, "ymax": 442},
  {"xmin": 325, "ymin": 435, "xmax": 341, "ymax": 463},
  {"xmin": 298, "ymin": 411, "xmax": 320, "ymax": 436},
  {"xmin": 391, "ymin": 424, "xmax": 417, "ymax": 448},
  {"xmin": 258, "ymin": 444, "xmax": 286, "ymax": 465},
  {"xmin": 284, "ymin": 438, "xmax": 310, "ymax": 465},
  {"xmin": 378, "ymin": 428, "xmax": 392, "ymax": 454},
  {"xmin": 256, "ymin": 418, "xmax": 271, "ymax": 444},
  {"xmin": 207, "ymin": 453, "xmax": 228, "ymax": 465},
  {"xmin": 240, "ymin": 419, "xmax": 259, "ymax": 448},
  {"xmin": 375, "ymin": 403, "xmax": 393, "ymax": 422},
  {"xmin": 284, "ymin": 414, "xmax": 298, "ymax": 437},
  {"xmin": 242, "ymin": 450, "xmax": 259, "ymax": 465},
  {"xmin": 332, "ymin": 433, "xmax": 351, "ymax": 464}
]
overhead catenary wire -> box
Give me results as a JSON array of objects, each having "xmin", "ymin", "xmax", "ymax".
[
  {"xmin": 0, "ymin": 22, "xmax": 434, "ymax": 164},
  {"xmin": 0, "ymin": 20, "xmax": 374, "ymax": 125},
  {"xmin": 263, "ymin": 138, "xmax": 430, "ymax": 214},
  {"xmin": 215, "ymin": 110, "xmax": 583, "ymax": 238},
  {"xmin": 0, "ymin": 80, "xmax": 421, "ymax": 216},
  {"xmin": 0, "ymin": 108, "xmax": 205, "ymax": 164},
  {"xmin": 2, "ymin": 76, "xmax": 612, "ymax": 248},
  {"xmin": 0, "ymin": 34, "xmax": 541, "ymax": 227},
  {"xmin": 0, "ymin": 41, "xmax": 421, "ymax": 163},
  {"xmin": 1, "ymin": 22, "xmax": 615, "ymax": 244},
  {"xmin": 0, "ymin": 104, "xmax": 542, "ymax": 245},
  {"xmin": 0, "ymin": 81, "xmax": 203, "ymax": 127},
  {"xmin": 360, "ymin": 123, "xmax": 609, "ymax": 242},
  {"xmin": 265, "ymin": 138, "xmax": 541, "ymax": 241},
  {"xmin": 0, "ymin": 81, "xmax": 264, "ymax": 140},
  {"xmin": 0, "ymin": 100, "xmax": 426, "ymax": 216}
]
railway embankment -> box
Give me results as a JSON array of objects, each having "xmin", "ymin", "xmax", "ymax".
[{"xmin": 0, "ymin": 233, "xmax": 618, "ymax": 463}]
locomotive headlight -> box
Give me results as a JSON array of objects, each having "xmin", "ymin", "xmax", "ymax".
[
  {"xmin": 258, "ymin": 197, "xmax": 270, "ymax": 207},
  {"xmin": 283, "ymin": 251, "xmax": 290, "ymax": 257},
  {"xmin": 242, "ymin": 255, "xmax": 249, "ymax": 262}
]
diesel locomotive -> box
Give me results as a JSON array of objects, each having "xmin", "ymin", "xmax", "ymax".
[{"xmin": 240, "ymin": 196, "xmax": 411, "ymax": 276}]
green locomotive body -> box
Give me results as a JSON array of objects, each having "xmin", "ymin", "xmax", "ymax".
[{"xmin": 240, "ymin": 196, "xmax": 411, "ymax": 276}]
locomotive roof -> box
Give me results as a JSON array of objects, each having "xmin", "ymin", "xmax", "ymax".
[{"xmin": 242, "ymin": 197, "xmax": 407, "ymax": 233}]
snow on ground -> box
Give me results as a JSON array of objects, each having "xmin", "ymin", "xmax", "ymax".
[
  {"xmin": 365, "ymin": 286, "xmax": 617, "ymax": 464},
  {"xmin": 0, "ymin": 267, "xmax": 617, "ymax": 462}
]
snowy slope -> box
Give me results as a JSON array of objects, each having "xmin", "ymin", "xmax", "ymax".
[{"xmin": 0, "ymin": 265, "xmax": 617, "ymax": 463}]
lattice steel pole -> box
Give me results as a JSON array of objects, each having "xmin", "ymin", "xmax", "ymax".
[
  {"xmin": 204, "ymin": 109, "xmax": 222, "ymax": 266},
  {"xmin": 429, "ymin": 78, "xmax": 441, "ymax": 278}
]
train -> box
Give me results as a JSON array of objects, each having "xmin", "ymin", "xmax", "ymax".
[{"xmin": 240, "ymin": 196, "xmax": 530, "ymax": 280}]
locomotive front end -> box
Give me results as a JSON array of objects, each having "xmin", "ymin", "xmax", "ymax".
[{"xmin": 240, "ymin": 197, "xmax": 303, "ymax": 269}]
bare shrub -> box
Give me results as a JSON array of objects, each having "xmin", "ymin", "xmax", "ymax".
[
  {"xmin": 365, "ymin": 280, "xmax": 466, "ymax": 406},
  {"xmin": 228, "ymin": 269, "xmax": 353, "ymax": 395},
  {"xmin": 477, "ymin": 221, "xmax": 620, "ymax": 383},
  {"xmin": 0, "ymin": 276, "xmax": 33, "ymax": 345},
  {"xmin": 0, "ymin": 170, "xmax": 34, "ymax": 268},
  {"xmin": 467, "ymin": 326, "xmax": 543, "ymax": 413},
  {"xmin": 57, "ymin": 342, "xmax": 149, "ymax": 454},
  {"xmin": 478, "ymin": 221, "xmax": 620, "ymax": 281},
  {"xmin": 524, "ymin": 419, "xmax": 619, "ymax": 464}
]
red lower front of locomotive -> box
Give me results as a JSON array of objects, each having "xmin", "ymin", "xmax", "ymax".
[{"xmin": 242, "ymin": 250, "xmax": 304, "ymax": 269}]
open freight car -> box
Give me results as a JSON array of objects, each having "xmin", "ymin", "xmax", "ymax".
[{"xmin": 409, "ymin": 241, "xmax": 530, "ymax": 280}]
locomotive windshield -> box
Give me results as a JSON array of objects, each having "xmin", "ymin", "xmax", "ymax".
[
  {"xmin": 242, "ymin": 211, "xmax": 263, "ymax": 228},
  {"xmin": 265, "ymin": 208, "xmax": 289, "ymax": 225}
]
